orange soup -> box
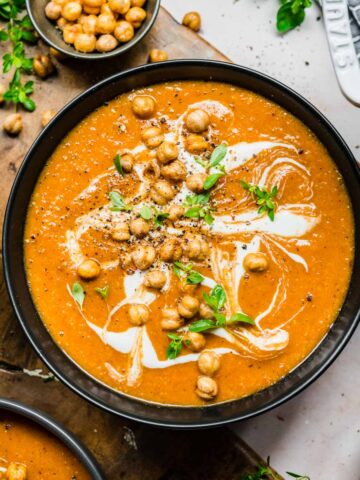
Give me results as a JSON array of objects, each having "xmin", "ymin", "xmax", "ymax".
[
  {"xmin": 24, "ymin": 81, "xmax": 354, "ymax": 405},
  {"xmin": 0, "ymin": 413, "xmax": 91, "ymax": 479}
]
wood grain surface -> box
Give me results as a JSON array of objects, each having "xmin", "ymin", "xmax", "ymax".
[{"xmin": 0, "ymin": 7, "xmax": 282, "ymax": 479}]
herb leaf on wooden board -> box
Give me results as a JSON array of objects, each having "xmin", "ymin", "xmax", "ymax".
[{"xmin": 277, "ymin": 0, "xmax": 312, "ymax": 33}]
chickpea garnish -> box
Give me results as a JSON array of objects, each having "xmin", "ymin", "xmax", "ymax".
[
  {"xmin": 161, "ymin": 308, "xmax": 184, "ymax": 330},
  {"xmin": 185, "ymin": 134, "xmax": 208, "ymax": 154},
  {"xmin": 125, "ymin": 6, "xmax": 146, "ymax": 28},
  {"xmin": 161, "ymin": 160, "xmax": 186, "ymax": 182},
  {"xmin": 131, "ymin": 0, "xmax": 145, "ymax": 6},
  {"xmin": 183, "ymin": 234, "xmax": 209, "ymax": 261},
  {"xmin": 167, "ymin": 204, "xmax": 184, "ymax": 222},
  {"xmin": 196, "ymin": 376, "xmax": 218, "ymax": 400},
  {"xmin": 131, "ymin": 245, "xmax": 156, "ymax": 270},
  {"xmin": 129, "ymin": 304, "xmax": 149, "ymax": 326},
  {"xmin": 141, "ymin": 126, "xmax": 164, "ymax": 149},
  {"xmin": 199, "ymin": 302, "xmax": 214, "ymax": 319},
  {"xmin": 74, "ymin": 33, "xmax": 97, "ymax": 52},
  {"xmin": 149, "ymin": 49, "xmax": 168, "ymax": 63},
  {"xmin": 183, "ymin": 331, "xmax": 205, "ymax": 352},
  {"xmin": 96, "ymin": 13, "xmax": 116, "ymax": 34},
  {"xmin": 130, "ymin": 217, "xmax": 150, "ymax": 238},
  {"xmin": 62, "ymin": 1, "xmax": 82, "ymax": 21},
  {"xmin": 243, "ymin": 252, "xmax": 269, "ymax": 272},
  {"xmin": 120, "ymin": 252, "xmax": 133, "ymax": 271},
  {"xmin": 96, "ymin": 34, "xmax": 118, "ymax": 52},
  {"xmin": 33, "ymin": 54, "xmax": 55, "ymax": 79},
  {"xmin": 182, "ymin": 11, "xmax": 201, "ymax": 32},
  {"xmin": 63, "ymin": 24, "xmax": 83, "ymax": 44},
  {"xmin": 159, "ymin": 238, "xmax": 182, "ymax": 262},
  {"xmin": 186, "ymin": 173, "xmax": 207, "ymax": 193},
  {"xmin": 157, "ymin": 141, "xmax": 178, "ymax": 164},
  {"xmin": 109, "ymin": 0, "xmax": 130, "ymax": 14},
  {"xmin": 185, "ymin": 109, "xmax": 210, "ymax": 133},
  {"xmin": 150, "ymin": 179, "xmax": 175, "ymax": 205},
  {"xmin": 144, "ymin": 270, "xmax": 166, "ymax": 289},
  {"xmin": 6, "ymin": 462, "xmax": 28, "ymax": 480},
  {"xmin": 83, "ymin": 5, "xmax": 100, "ymax": 14},
  {"xmin": 118, "ymin": 152, "xmax": 134, "ymax": 172},
  {"xmin": 83, "ymin": 0, "xmax": 102, "ymax": 7},
  {"xmin": 3, "ymin": 113, "xmax": 23, "ymax": 136},
  {"xmin": 56, "ymin": 17, "xmax": 68, "ymax": 29},
  {"xmin": 178, "ymin": 295, "xmax": 199, "ymax": 319},
  {"xmin": 197, "ymin": 350, "xmax": 220, "ymax": 376},
  {"xmin": 45, "ymin": 1, "xmax": 62, "ymax": 20},
  {"xmin": 111, "ymin": 222, "xmax": 130, "ymax": 241},
  {"xmin": 77, "ymin": 259, "xmax": 101, "ymax": 280},
  {"xmin": 81, "ymin": 14, "xmax": 97, "ymax": 34},
  {"xmin": 114, "ymin": 20, "xmax": 134, "ymax": 42},
  {"xmin": 132, "ymin": 95, "xmax": 156, "ymax": 119},
  {"xmin": 41, "ymin": 110, "xmax": 56, "ymax": 127},
  {"xmin": 49, "ymin": 46, "xmax": 66, "ymax": 60}
]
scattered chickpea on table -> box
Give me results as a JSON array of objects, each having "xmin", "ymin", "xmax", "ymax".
[{"xmin": 182, "ymin": 11, "xmax": 201, "ymax": 32}]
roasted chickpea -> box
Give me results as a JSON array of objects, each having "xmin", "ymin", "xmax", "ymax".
[
  {"xmin": 74, "ymin": 32, "xmax": 96, "ymax": 52},
  {"xmin": 83, "ymin": 4, "xmax": 100, "ymax": 14},
  {"xmin": 150, "ymin": 179, "xmax": 175, "ymax": 205},
  {"xmin": 114, "ymin": 20, "xmax": 134, "ymax": 42},
  {"xmin": 62, "ymin": 1, "xmax": 82, "ymax": 21},
  {"xmin": 130, "ymin": 217, "xmax": 150, "ymax": 238},
  {"xmin": 120, "ymin": 252, "xmax": 133, "ymax": 271},
  {"xmin": 0, "ymin": 83, "xmax": 6, "ymax": 104},
  {"xmin": 199, "ymin": 302, "xmax": 214, "ymax": 319},
  {"xmin": 125, "ymin": 6, "xmax": 146, "ymax": 28},
  {"xmin": 156, "ymin": 140, "xmax": 178, "ymax": 164},
  {"xmin": 63, "ymin": 24, "xmax": 83, "ymax": 44},
  {"xmin": 243, "ymin": 252, "xmax": 269, "ymax": 272},
  {"xmin": 182, "ymin": 234, "xmax": 209, "ymax": 261},
  {"xmin": 197, "ymin": 350, "xmax": 220, "ymax": 376},
  {"xmin": 117, "ymin": 152, "xmax": 133, "ymax": 172},
  {"xmin": 81, "ymin": 14, "xmax": 97, "ymax": 34},
  {"xmin": 77, "ymin": 258, "xmax": 101, "ymax": 280},
  {"xmin": 144, "ymin": 270, "xmax": 166, "ymax": 289},
  {"xmin": 3, "ymin": 113, "xmax": 23, "ymax": 136},
  {"xmin": 129, "ymin": 304, "xmax": 149, "ymax": 326},
  {"xmin": 161, "ymin": 160, "xmax": 186, "ymax": 182},
  {"xmin": 161, "ymin": 308, "xmax": 183, "ymax": 330},
  {"xmin": 41, "ymin": 110, "xmax": 56, "ymax": 127},
  {"xmin": 167, "ymin": 204, "xmax": 184, "ymax": 222},
  {"xmin": 186, "ymin": 173, "xmax": 206, "ymax": 193},
  {"xmin": 131, "ymin": 0, "xmax": 145, "ymax": 6},
  {"xmin": 184, "ymin": 331, "xmax": 205, "ymax": 351},
  {"xmin": 33, "ymin": 54, "xmax": 55, "ymax": 78},
  {"xmin": 6, "ymin": 462, "xmax": 27, "ymax": 480},
  {"xmin": 185, "ymin": 109, "xmax": 210, "ymax": 133},
  {"xmin": 83, "ymin": 0, "xmax": 102, "ymax": 7},
  {"xmin": 111, "ymin": 222, "xmax": 130, "ymax": 241},
  {"xmin": 49, "ymin": 46, "xmax": 66, "ymax": 60},
  {"xmin": 141, "ymin": 126, "xmax": 164, "ymax": 149},
  {"xmin": 178, "ymin": 295, "xmax": 199, "ymax": 319},
  {"xmin": 196, "ymin": 376, "xmax": 218, "ymax": 400},
  {"xmin": 185, "ymin": 134, "xmax": 208, "ymax": 154},
  {"xmin": 182, "ymin": 11, "xmax": 201, "ymax": 32},
  {"xmin": 131, "ymin": 245, "xmax": 156, "ymax": 270},
  {"xmin": 96, "ymin": 34, "xmax": 118, "ymax": 52},
  {"xmin": 96, "ymin": 13, "xmax": 116, "ymax": 34},
  {"xmin": 159, "ymin": 238, "xmax": 182, "ymax": 262},
  {"xmin": 149, "ymin": 49, "xmax": 168, "ymax": 63},
  {"xmin": 132, "ymin": 95, "xmax": 156, "ymax": 119},
  {"xmin": 53, "ymin": 0, "xmax": 67, "ymax": 7},
  {"xmin": 45, "ymin": 1, "xmax": 62, "ymax": 19},
  {"xmin": 109, "ymin": 0, "xmax": 130, "ymax": 13},
  {"xmin": 56, "ymin": 16, "xmax": 68, "ymax": 29},
  {"xmin": 100, "ymin": 3, "xmax": 115, "ymax": 14}
]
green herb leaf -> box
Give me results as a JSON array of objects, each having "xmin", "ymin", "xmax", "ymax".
[
  {"xmin": 71, "ymin": 282, "xmax": 85, "ymax": 310},
  {"xmin": 204, "ymin": 173, "xmax": 224, "ymax": 190},
  {"xmin": 209, "ymin": 143, "xmax": 227, "ymax": 168},
  {"xmin": 184, "ymin": 192, "xmax": 211, "ymax": 206},
  {"xmin": 286, "ymin": 473, "xmax": 310, "ymax": 480},
  {"xmin": 139, "ymin": 204, "xmax": 153, "ymax": 220},
  {"xmin": 189, "ymin": 319, "xmax": 216, "ymax": 333},
  {"xmin": 95, "ymin": 285, "xmax": 110, "ymax": 300},
  {"xmin": 277, "ymin": 0, "xmax": 312, "ymax": 33},
  {"xmin": 173, "ymin": 262, "xmax": 203, "ymax": 285},
  {"xmin": 166, "ymin": 333, "xmax": 183, "ymax": 359},
  {"xmin": 228, "ymin": 312, "xmax": 255, "ymax": 326},
  {"xmin": 114, "ymin": 153, "xmax": 124, "ymax": 176},
  {"xmin": 186, "ymin": 270, "xmax": 204, "ymax": 285},
  {"xmin": 203, "ymin": 284, "xmax": 227, "ymax": 312},
  {"xmin": 109, "ymin": 191, "xmax": 132, "ymax": 212},
  {"xmin": 240, "ymin": 180, "xmax": 278, "ymax": 221},
  {"xmin": 154, "ymin": 210, "xmax": 169, "ymax": 227}
]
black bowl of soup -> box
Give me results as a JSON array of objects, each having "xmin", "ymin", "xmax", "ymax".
[
  {"xmin": 0, "ymin": 398, "xmax": 103, "ymax": 478},
  {"xmin": 3, "ymin": 60, "xmax": 360, "ymax": 428}
]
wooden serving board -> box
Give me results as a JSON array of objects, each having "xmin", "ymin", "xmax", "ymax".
[{"xmin": 0, "ymin": 7, "xmax": 282, "ymax": 479}]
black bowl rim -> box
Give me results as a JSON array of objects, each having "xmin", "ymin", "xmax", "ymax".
[
  {"xmin": 26, "ymin": 0, "xmax": 161, "ymax": 60},
  {"xmin": 2, "ymin": 60, "xmax": 360, "ymax": 428},
  {"xmin": 0, "ymin": 397, "xmax": 104, "ymax": 478}
]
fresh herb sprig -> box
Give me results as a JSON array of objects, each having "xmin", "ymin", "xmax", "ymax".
[
  {"xmin": 184, "ymin": 191, "xmax": 214, "ymax": 225},
  {"xmin": 95, "ymin": 285, "xmax": 110, "ymax": 300},
  {"xmin": 0, "ymin": 0, "xmax": 37, "ymax": 111},
  {"xmin": 173, "ymin": 261, "xmax": 204, "ymax": 285},
  {"xmin": 240, "ymin": 180, "xmax": 278, "ymax": 221},
  {"xmin": 113, "ymin": 154, "xmax": 124, "ymax": 176},
  {"xmin": 276, "ymin": 0, "xmax": 312, "ymax": 33},
  {"xmin": 166, "ymin": 333, "xmax": 185, "ymax": 359},
  {"xmin": 138, "ymin": 204, "xmax": 169, "ymax": 226},
  {"xmin": 70, "ymin": 282, "xmax": 85, "ymax": 310},
  {"xmin": 109, "ymin": 191, "xmax": 132, "ymax": 212},
  {"xmin": 286, "ymin": 473, "xmax": 310, "ymax": 480}
]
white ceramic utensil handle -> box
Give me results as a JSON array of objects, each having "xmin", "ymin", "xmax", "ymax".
[{"xmin": 322, "ymin": 0, "xmax": 360, "ymax": 106}]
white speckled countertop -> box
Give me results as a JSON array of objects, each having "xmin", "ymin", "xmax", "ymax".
[{"xmin": 163, "ymin": 1, "xmax": 359, "ymax": 478}]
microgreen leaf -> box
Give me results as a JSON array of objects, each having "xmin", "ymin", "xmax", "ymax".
[
  {"xmin": 113, "ymin": 153, "xmax": 124, "ymax": 176},
  {"xmin": 173, "ymin": 262, "xmax": 204, "ymax": 285},
  {"xmin": 139, "ymin": 204, "xmax": 153, "ymax": 220},
  {"xmin": 189, "ymin": 319, "xmax": 216, "ymax": 333},
  {"xmin": 276, "ymin": 0, "xmax": 312, "ymax": 33},
  {"xmin": 203, "ymin": 284, "xmax": 226, "ymax": 312},
  {"xmin": 95, "ymin": 285, "xmax": 110, "ymax": 300},
  {"xmin": 154, "ymin": 210, "xmax": 169, "ymax": 227},
  {"xmin": 228, "ymin": 312, "xmax": 255, "ymax": 326},
  {"xmin": 240, "ymin": 180, "xmax": 278, "ymax": 221},
  {"xmin": 209, "ymin": 143, "xmax": 227, "ymax": 168},
  {"xmin": 184, "ymin": 192, "xmax": 214, "ymax": 224},
  {"xmin": 109, "ymin": 191, "xmax": 132, "ymax": 212},
  {"xmin": 71, "ymin": 282, "xmax": 85, "ymax": 310},
  {"xmin": 203, "ymin": 173, "xmax": 224, "ymax": 190},
  {"xmin": 166, "ymin": 333, "xmax": 183, "ymax": 359}
]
